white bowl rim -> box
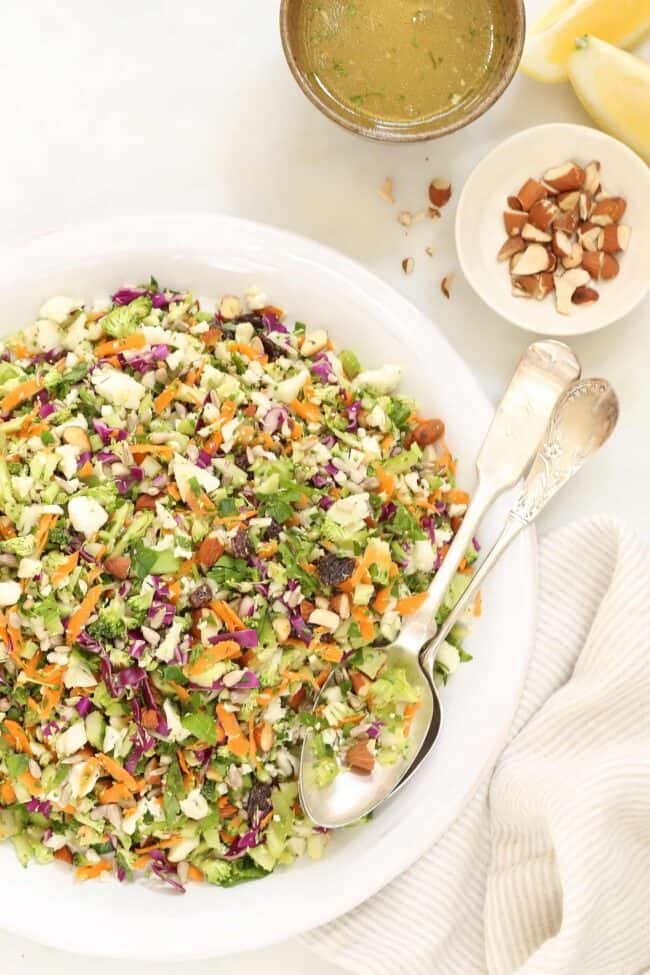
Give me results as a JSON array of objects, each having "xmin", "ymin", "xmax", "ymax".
[{"xmin": 0, "ymin": 211, "xmax": 537, "ymax": 960}]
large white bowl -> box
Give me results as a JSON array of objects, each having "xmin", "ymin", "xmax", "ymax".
[{"xmin": 0, "ymin": 213, "xmax": 536, "ymax": 960}]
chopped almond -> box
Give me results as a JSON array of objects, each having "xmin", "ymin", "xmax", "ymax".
[{"xmin": 346, "ymin": 741, "xmax": 375, "ymax": 775}]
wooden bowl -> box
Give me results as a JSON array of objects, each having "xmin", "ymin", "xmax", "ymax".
[{"xmin": 280, "ymin": 0, "xmax": 526, "ymax": 143}]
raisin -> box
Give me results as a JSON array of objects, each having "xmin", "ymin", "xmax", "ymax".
[
  {"xmin": 189, "ymin": 583, "xmax": 212, "ymax": 608},
  {"xmin": 247, "ymin": 780, "xmax": 272, "ymax": 827},
  {"xmin": 316, "ymin": 554, "xmax": 355, "ymax": 586},
  {"xmin": 263, "ymin": 519, "xmax": 282, "ymax": 542},
  {"xmin": 232, "ymin": 527, "xmax": 251, "ymax": 559}
]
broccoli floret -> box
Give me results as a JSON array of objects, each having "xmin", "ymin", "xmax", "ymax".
[
  {"xmin": 45, "ymin": 522, "xmax": 72, "ymax": 551},
  {"xmin": 28, "ymin": 594, "xmax": 63, "ymax": 636},
  {"xmin": 200, "ymin": 859, "xmax": 233, "ymax": 886},
  {"xmin": 88, "ymin": 601, "xmax": 127, "ymax": 643},
  {"xmin": 83, "ymin": 483, "xmax": 119, "ymax": 514},
  {"xmin": 100, "ymin": 296, "xmax": 152, "ymax": 338},
  {"xmin": 0, "ymin": 535, "xmax": 35, "ymax": 557},
  {"xmin": 126, "ymin": 585, "xmax": 154, "ymax": 624},
  {"xmin": 112, "ymin": 511, "xmax": 154, "ymax": 556}
]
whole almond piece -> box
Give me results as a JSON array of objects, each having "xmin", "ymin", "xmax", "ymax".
[
  {"xmin": 197, "ymin": 533, "xmax": 224, "ymax": 568},
  {"xmin": 135, "ymin": 493, "xmax": 158, "ymax": 511},
  {"xmin": 346, "ymin": 741, "xmax": 375, "ymax": 775},
  {"xmin": 516, "ymin": 178, "xmax": 548, "ymax": 211},
  {"xmin": 572, "ymin": 286, "xmax": 600, "ymax": 305},
  {"xmin": 104, "ymin": 555, "xmax": 131, "ymax": 580},
  {"xmin": 428, "ymin": 179, "xmax": 452, "ymax": 208},
  {"xmin": 554, "ymin": 268, "xmax": 590, "ymax": 315},
  {"xmin": 544, "ymin": 162, "xmax": 585, "ymax": 192},
  {"xmin": 504, "ymin": 210, "xmax": 527, "ymax": 236}
]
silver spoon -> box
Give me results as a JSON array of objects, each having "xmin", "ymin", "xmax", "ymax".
[
  {"xmin": 393, "ymin": 377, "xmax": 619, "ymax": 793},
  {"xmin": 299, "ymin": 341, "xmax": 581, "ymax": 828}
]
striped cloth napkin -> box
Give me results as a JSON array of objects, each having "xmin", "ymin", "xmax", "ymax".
[{"xmin": 303, "ymin": 517, "xmax": 650, "ymax": 975}]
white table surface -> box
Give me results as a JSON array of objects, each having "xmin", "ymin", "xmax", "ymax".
[{"xmin": 0, "ymin": 1, "xmax": 647, "ymax": 971}]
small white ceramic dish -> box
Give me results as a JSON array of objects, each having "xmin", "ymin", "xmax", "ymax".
[
  {"xmin": 0, "ymin": 213, "xmax": 536, "ymax": 960},
  {"xmin": 456, "ymin": 123, "xmax": 650, "ymax": 336}
]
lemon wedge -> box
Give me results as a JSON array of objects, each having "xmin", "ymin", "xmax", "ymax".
[
  {"xmin": 568, "ymin": 35, "xmax": 650, "ymax": 162},
  {"xmin": 521, "ymin": 0, "xmax": 650, "ymax": 83},
  {"xmin": 531, "ymin": 0, "xmax": 575, "ymax": 35}
]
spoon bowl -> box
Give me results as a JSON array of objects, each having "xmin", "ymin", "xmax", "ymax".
[{"xmin": 300, "ymin": 648, "xmax": 439, "ymax": 828}]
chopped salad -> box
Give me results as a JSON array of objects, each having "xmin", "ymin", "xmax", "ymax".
[{"xmin": 0, "ymin": 282, "xmax": 478, "ymax": 890}]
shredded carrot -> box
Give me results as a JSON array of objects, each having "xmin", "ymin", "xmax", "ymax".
[
  {"xmin": 0, "ymin": 781, "xmax": 16, "ymax": 805},
  {"xmin": 229, "ymin": 341, "xmax": 267, "ymax": 363},
  {"xmin": 289, "ymin": 398, "xmax": 321, "ymax": 424},
  {"xmin": 66, "ymin": 584, "xmax": 102, "ymax": 646},
  {"xmin": 3, "ymin": 720, "xmax": 32, "ymax": 754},
  {"xmin": 77, "ymin": 460, "xmax": 94, "ymax": 479},
  {"xmin": 227, "ymin": 735, "xmax": 249, "ymax": 757},
  {"xmin": 395, "ymin": 591, "xmax": 429, "ymax": 615},
  {"xmin": 1, "ymin": 377, "xmax": 43, "ymax": 413},
  {"xmin": 154, "ymin": 381, "xmax": 180, "ymax": 415},
  {"xmin": 216, "ymin": 705, "xmax": 243, "ymax": 742},
  {"xmin": 185, "ymin": 640, "xmax": 241, "ymax": 678},
  {"xmin": 473, "ymin": 592, "xmax": 482, "ymax": 617},
  {"xmin": 130, "ymin": 443, "xmax": 174, "ymax": 459},
  {"xmin": 372, "ymin": 586, "xmax": 392, "ymax": 613},
  {"xmin": 444, "ymin": 489, "xmax": 470, "ymax": 505},
  {"xmin": 98, "ymin": 782, "xmax": 133, "ymax": 804},
  {"xmin": 351, "ymin": 606, "xmax": 375, "ymax": 642},
  {"xmin": 51, "ymin": 551, "xmax": 79, "ymax": 586},
  {"xmin": 319, "ymin": 644, "xmax": 343, "ymax": 664},
  {"xmin": 248, "ymin": 715, "xmax": 257, "ymax": 767},
  {"xmin": 34, "ymin": 513, "xmax": 57, "ymax": 555},
  {"xmin": 95, "ymin": 334, "xmax": 146, "ymax": 357},
  {"xmin": 210, "ymin": 600, "xmax": 246, "ymax": 631},
  {"xmin": 18, "ymin": 770, "xmax": 42, "ymax": 796},
  {"xmin": 340, "ymin": 541, "xmax": 392, "ymax": 593},
  {"xmin": 188, "ymin": 864, "xmax": 204, "ymax": 883},
  {"xmin": 96, "ymin": 753, "xmax": 138, "ymax": 791},
  {"xmin": 375, "ymin": 464, "xmax": 396, "ymax": 499},
  {"xmin": 76, "ymin": 861, "xmax": 112, "ymax": 881}
]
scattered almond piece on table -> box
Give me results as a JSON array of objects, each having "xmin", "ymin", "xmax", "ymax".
[
  {"xmin": 377, "ymin": 177, "xmax": 394, "ymax": 204},
  {"xmin": 498, "ymin": 159, "xmax": 631, "ymax": 315},
  {"xmin": 441, "ymin": 274, "xmax": 453, "ymax": 299},
  {"xmin": 402, "ymin": 257, "xmax": 414, "ymax": 275}
]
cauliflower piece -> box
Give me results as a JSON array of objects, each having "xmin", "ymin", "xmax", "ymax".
[
  {"xmin": 353, "ymin": 364, "xmax": 403, "ymax": 394},
  {"xmin": 38, "ymin": 296, "xmax": 83, "ymax": 324},
  {"xmin": 328, "ymin": 492, "xmax": 370, "ymax": 529},
  {"xmin": 55, "ymin": 721, "xmax": 88, "ymax": 758},
  {"xmin": 179, "ymin": 788, "xmax": 210, "ymax": 821},
  {"xmin": 67, "ymin": 496, "xmax": 108, "ymax": 539},
  {"xmin": 172, "ymin": 456, "xmax": 220, "ymax": 504},
  {"xmin": 91, "ymin": 367, "xmax": 146, "ymax": 410},
  {"xmin": 0, "ymin": 580, "xmax": 21, "ymax": 607},
  {"xmin": 274, "ymin": 369, "xmax": 309, "ymax": 404}
]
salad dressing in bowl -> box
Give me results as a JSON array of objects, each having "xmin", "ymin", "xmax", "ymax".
[
  {"xmin": 281, "ymin": 0, "xmax": 525, "ymax": 141},
  {"xmin": 298, "ymin": 0, "xmax": 504, "ymax": 124}
]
